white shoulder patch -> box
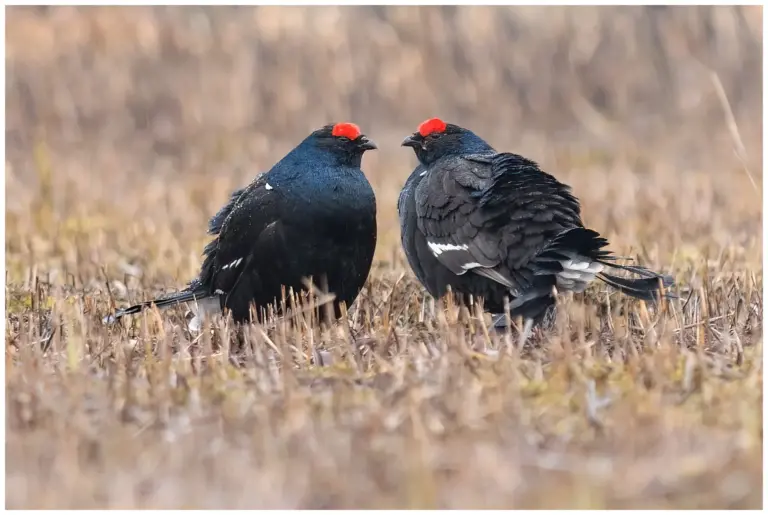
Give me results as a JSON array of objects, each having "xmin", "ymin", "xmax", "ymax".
[
  {"xmin": 419, "ymin": 170, "xmax": 427, "ymax": 177},
  {"xmin": 427, "ymin": 241, "xmax": 469, "ymax": 257},
  {"xmin": 221, "ymin": 257, "xmax": 244, "ymax": 270},
  {"xmin": 265, "ymin": 183, "xmax": 273, "ymax": 191}
]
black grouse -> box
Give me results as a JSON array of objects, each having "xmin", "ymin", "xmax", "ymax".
[
  {"xmin": 107, "ymin": 122, "xmax": 378, "ymax": 330},
  {"xmin": 398, "ymin": 117, "xmax": 674, "ymax": 339}
]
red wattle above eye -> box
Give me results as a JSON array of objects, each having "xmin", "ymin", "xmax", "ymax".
[
  {"xmin": 418, "ymin": 118, "xmax": 447, "ymax": 137},
  {"xmin": 332, "ymin": 122, "xmax": 362, "ymax": 140}
]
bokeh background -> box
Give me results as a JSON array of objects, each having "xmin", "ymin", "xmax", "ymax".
[
  {"xmin": 5, "ymin": 6, "xmax": 763, "ymax": 509},
  {"xmin": 6, "ymin": 6, "xmax": 762, "ymax": 279}
]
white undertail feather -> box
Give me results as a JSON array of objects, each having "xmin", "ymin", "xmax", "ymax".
[
  {"xmin": 187, "ymin": 296, "xmax": 223, "ymax": 332},
  {"xmin": 518, "ymin": 318, "xmax": 534, "ymax": 348},
  {"xmin": 556, "ymin": 256, "xmax": 604, "ymax": 293}
]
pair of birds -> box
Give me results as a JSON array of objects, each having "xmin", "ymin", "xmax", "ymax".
[{"xmin": 107, "ymin": 119, "xmax": 674, "ymax": 339}]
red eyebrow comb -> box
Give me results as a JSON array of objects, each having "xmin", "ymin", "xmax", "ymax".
[
  {"xmin": 418, "ymin": 118, "xmax": 447, "ymax": 137},
  {"xmin": 332, "ymin": 122, "xmax": 362, "ymax": 139}
]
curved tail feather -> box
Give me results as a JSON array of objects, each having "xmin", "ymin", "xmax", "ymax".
[
  {"xmin": 597, "ymin": 263, "xmax": 675, "ymax": 302},
  {"xmin": 103, "ymin": 287, "xmax": 210, "ymax": 325}
]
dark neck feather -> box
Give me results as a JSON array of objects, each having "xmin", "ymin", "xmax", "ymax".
[
  {"xmin": 267, "ymin": 142, "xmax": 373, "ymax": 214},
  {"xmin": 418, "ymin": 130, "xmax": 495, "ymax": 166}
]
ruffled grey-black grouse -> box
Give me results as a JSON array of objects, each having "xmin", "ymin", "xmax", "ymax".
[
  {"xmin": 398, "ymin": 118, "xmax": 674, "ymax": 340},
  {"xmin": 107, "ymin": 123, "xmax": 378, "ymax": 330}
]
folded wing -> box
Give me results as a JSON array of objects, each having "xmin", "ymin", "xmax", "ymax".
[{"xmin": 414, "ymin": 152, "xmax": 584, "ymax": 295}]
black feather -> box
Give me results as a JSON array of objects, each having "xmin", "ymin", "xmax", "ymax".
[{"xmin": 208, "ymin": 186, "xmax": 248, "ymax": 235}]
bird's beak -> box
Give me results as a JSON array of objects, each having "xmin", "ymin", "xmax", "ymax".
[
  {"xmin": 357, "ymin": 136, "xmax": 378, "ymax": 151},
  {"xmin": 401, "ymin": 134, "xmax": 420, "ymax": 149}
]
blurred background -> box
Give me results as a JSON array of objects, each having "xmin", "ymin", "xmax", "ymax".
[{"xmin": 6, "ymin": 6, "xmax": 762, "ymax": 288}]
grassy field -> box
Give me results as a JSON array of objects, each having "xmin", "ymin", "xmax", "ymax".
[{"xmin": 5, "ymin": 6, "xmax": 763, "ymax": 509}]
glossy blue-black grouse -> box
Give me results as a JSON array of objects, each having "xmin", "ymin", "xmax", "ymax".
[
  {"xmin": 107, "ymin": 123, "xmax": 378, "ymax": 330},
  {"xmin": 398, "ymin": 118, "xmax": 674, "ymax": 339}
]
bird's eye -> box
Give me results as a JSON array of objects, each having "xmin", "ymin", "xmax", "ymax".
[{"xmin": 338, "ymin": 136, "xmax": 350, "ymax": 142}]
